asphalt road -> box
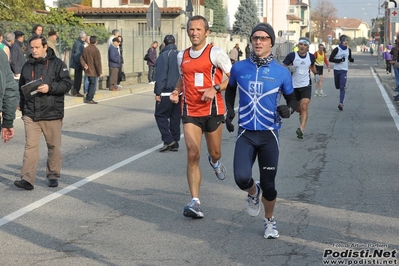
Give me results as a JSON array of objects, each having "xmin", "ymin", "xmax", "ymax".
[{"xmin": 0, "ymin": 53, "xmax": 398, "ymax": 266}]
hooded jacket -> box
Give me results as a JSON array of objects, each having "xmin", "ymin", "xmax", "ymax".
[{"xmin": 19, "ymin": 47, "xmax": 72, "ymax": 121}]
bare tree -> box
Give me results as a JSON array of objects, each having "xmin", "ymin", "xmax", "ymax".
[{"xmin": 311, "ymin": 0, "xmax": 337, "ymax": 43}]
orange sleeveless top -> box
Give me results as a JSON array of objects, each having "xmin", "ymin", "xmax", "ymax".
[{"xmin": 180, "ymin": 44, "xmax": 225, "ymax": 116}]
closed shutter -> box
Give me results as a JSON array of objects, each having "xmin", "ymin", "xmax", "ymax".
[{"xmin": 121, "ymin": 0, "xmax": 128, "ymax": 4}]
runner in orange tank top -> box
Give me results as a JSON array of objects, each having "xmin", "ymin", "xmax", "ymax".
[{"xmin": 169, "ymin": 15, "xmax": 232, "ymax": 219}]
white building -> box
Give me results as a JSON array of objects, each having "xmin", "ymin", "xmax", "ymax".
[{"xmin": 44, "ymin": 0, "xmax": 58, "ymax": 10}]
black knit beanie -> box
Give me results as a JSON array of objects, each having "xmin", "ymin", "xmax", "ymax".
[{"xmin": 250, "ymin": 23, "xmax": 275, "ymax": 47}]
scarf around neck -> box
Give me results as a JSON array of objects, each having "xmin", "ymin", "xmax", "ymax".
[{"xmin": 250, "ymin": 51, "xmax": 274, "ymax": 67}]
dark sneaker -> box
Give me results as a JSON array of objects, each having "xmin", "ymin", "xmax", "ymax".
[
  {"xmin": 159, "ymin": 141, "xmax": 175, "ymax": 152},
  {"xmin": 296, "ymin": 127, "xmax": 303, "ymax": 139},
  {"xmin": 14, "ymin": 179, "xmax": 34, "ymax": 190},
  {"xmin": 48, "ymin": 179, "xmax": 58, "ymax": 187},
  {"xmin": 75, "ymin": 93, "xmax": 84, "ymax": 97},
  {"xmin": 393, "ymin": 95, "xmax": 399, "ymax": 101},
  {"xmin": 338, "ymin": 103, "xmax": 343, "ymax": 111},
  {"xmin": 183, "ymin": 200, "xmax": 204, "ymax": 219},
  {"xmin": 169, "ymin": 142, "xmax": 179, "ymax": 152},
  {"xmin": 86, "ymin": 100, "xmax": 98, "ymax": 104}
]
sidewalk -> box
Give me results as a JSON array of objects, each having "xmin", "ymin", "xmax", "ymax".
[
  {"xmin": 373, "ymin": 64, "xmax": 398, "ymax": 106},
  {"xmin": 64, "ymin": 81, "xmax": 154, "ymax": 107}
]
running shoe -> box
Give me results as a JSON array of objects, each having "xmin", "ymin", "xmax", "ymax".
[
  {"xmin": 183, "ymin": 199, "xmax": 204, "ymax": 219},
  {"xmin": 393, "ymin": 95, "xmax": 399, "ymax": 101},
  {"xmin": 263, "ymin": 217, "xmax": 279, "ymax": 239},
  {"xmin": 208, "ymin": 155, "xmax": 227, "ymax": 180},
  {"xmin": 296, "ymin": 127, "xmax": 304, "ymax": 139},
  {"xmin": 319, "ymin": 92, "xmax": 327, "ymax": 97},
  {"xmin": 314, "ymin": 92, "xmax": 319, "ymax": 97},
  {"xmin": 338, "ymin": 103, "xmax": 343, "ymax": 111},
  {"xmin": 246, "ymin": 181, "xmax": 262, "ymax": 217}
]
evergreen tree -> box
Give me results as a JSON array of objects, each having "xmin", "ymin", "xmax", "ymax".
[
  {"xmin": 232, "ymin": 0, "xmax": 259, "ymax": 37},
  {"xmin": 204, "ymin": 0, "xmax": 227, "ymax": 33}
]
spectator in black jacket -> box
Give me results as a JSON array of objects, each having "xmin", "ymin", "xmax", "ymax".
[
  {"xmin": 146, "ymin": 41, "xmax": 158, "ymax": 84},
  {"xmin": 10, "ymin": 31, "xmax": 26, "ymax": 80},
  {"xmin": 154, "ymin": 35, "xmax": 181, "ymax": 152},
  {"xmin": 14, "ymin": 36, "xmax": 72, "ymax": 190},
  {"xmin": 69, "ymin": 31, "xmax": 86, "ymax": 97}
]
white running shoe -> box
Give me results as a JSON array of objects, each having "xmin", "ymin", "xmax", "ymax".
[
  {"xmin": 246, "ymin": 181, "xmax": 262, "ymax": 217},
  {"xmin": 263, "ymin": 217, "xmax": 279, "ymax": 239},
  {"xmin": 208, "ymin": 155, "xmax": 227, "ymax": 180}
]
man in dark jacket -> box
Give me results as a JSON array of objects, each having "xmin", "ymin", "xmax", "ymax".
[
  {"xmin": 10, "ymin": 31, "xmax": 26, "ymax": 80},
  {"xmin": 154, "ymin": 35, "xmax": 180, "ymax": 152},
  {"xmin": 0, "ymin": 49, "xmax": 18, "ymax": 143},
  {"xmin": 80, "ymin": 36, "xmax": 102, "ymax": 104},
  {"xmin": 69, "ymin": 31, "xmax": 86, "ymax": 97},
  {"xmin": 14, "ymin": 36, "xmax": 72, "ymax": 190},
  {"xmin": 108, "ymin": 37, "xmax": 121, "ymax": 91},
  {"xmin": 147, "ymin": 41, "xmax": 158, "ymax": 84}
]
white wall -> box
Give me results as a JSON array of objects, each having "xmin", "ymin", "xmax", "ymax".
[{"xmin": 44, "ymin": 0, "xmax": 57, "ymax": 10}]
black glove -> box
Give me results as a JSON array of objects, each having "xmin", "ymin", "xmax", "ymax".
[
  {"xmin": 225, "ymin": 109, "xmax": 235, "ymax": 132},
  {"xmin": 349, "ymin": 58, "xmax": 354, "ymax": 63},
  {"xmin": 341, "ymin": 57, "xmax": 346, "ymax": 62},
  {"xmin": 277, "ymin": 105, "xmax": 292, "ymax": 118}
]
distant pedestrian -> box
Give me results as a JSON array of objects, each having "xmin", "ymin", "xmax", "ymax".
[
  {"xmin": 116, "ymin": 35, "xmax": 124, "ymax": 89},
  {"xmin": 47, "ymin": 30, "xmax": 59, "ymax": 58},
  {"xmin": 313, "ymin": 43, "xmax": 330, "ymax": 97},
  {"xmin": 329, "ymin": 34, "xmax": 354, "ymax": 111},
  {"xmin": 80, "ymin": 36, "xmax": 102, "ymax": 104},
  {"xmin": 108, "ymin": 37, "xmax": 122, "ymax": 91},
  {"xmin": 107, "ymin": 29, "xmax": 120, "ymax": 48},
  {"xmin": 229, "ymin": 43, "xmax": 240, "ymax": 64},
  {"xmin": 26, "ymin": 24, "xmax": 43, "ymax": 57},
  {"xmin": 390, "ymin": 35, "xmax": 399, "ymax": 101},
  {"xmin": 10, "ymin": 31, "xmax": 26, "ymax": 81},
  {"xmin": 154, "ymin": 34, "xmax": 181, "ymax": 152},
  {"xmin": 146, "ymin": 41, "xmax": 158, "ymax": 84},
  {"xmin": 370, "ymin": 46, "xmax": 374, "ymax": 56},
  {"xmin": 245, "ymin": 43, "xmax": 250, "ymax": 59},
  {"xmin": 385, "ymin": 43, "xmax": 392, "ymax": 74},
  {"xmin": 69, "ymin": 31, "xmax": 87, "ymax": 97}
]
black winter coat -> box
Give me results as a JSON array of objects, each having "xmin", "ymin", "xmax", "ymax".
[{"xmin": 19, "ymin": 47, "xmax": 72, "ymax": 121}]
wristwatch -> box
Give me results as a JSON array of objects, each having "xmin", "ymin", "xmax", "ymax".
[{"xmin": 213, "ymin": 84, "xmax": 221, "ymax": 93}]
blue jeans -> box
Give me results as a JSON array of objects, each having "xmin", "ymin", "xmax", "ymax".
[
  {"xmin": 84, "ymin": 75, "xmax": 89, "ymax": 94},
  {"xmin": 148, "ymin": 65, "xmax": 156, "ymax": 82},
  {"xmin": 393, "ymin": 66, "xmax": 399, "ymax": 94},
  {"xmin": 86, "ymin": 76, "xmax": 98, "ymax": 101}
]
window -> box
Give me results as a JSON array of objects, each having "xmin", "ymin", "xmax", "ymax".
[
  {"xmin": 138, "ymin": 23, "xmax": 160, "ymax": 36},
  {"xmin": 255, "ymin": 0, "xmax": 263, "ymax": 17},
  {"xmin": 130, "ymin": 0, "xmax": 143, "ymax": 3}
]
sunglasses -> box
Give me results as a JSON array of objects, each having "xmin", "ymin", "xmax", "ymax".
[{"xmin": 251, "ymin": 36, "xmax": 271, "ymax": 42}]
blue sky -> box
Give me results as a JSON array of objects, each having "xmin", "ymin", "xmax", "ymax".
[{"xmin": 312, "ymin": 0, "xmax": 383, "ymax": 26}]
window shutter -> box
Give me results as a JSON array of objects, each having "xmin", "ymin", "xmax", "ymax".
[
  {"xmin": 144, "ymin": 0, "xmax": 151, "ymax": 5},
  {"xmin": 121, "ymin": 0, "xmax": 128, "ymax": 5}
]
